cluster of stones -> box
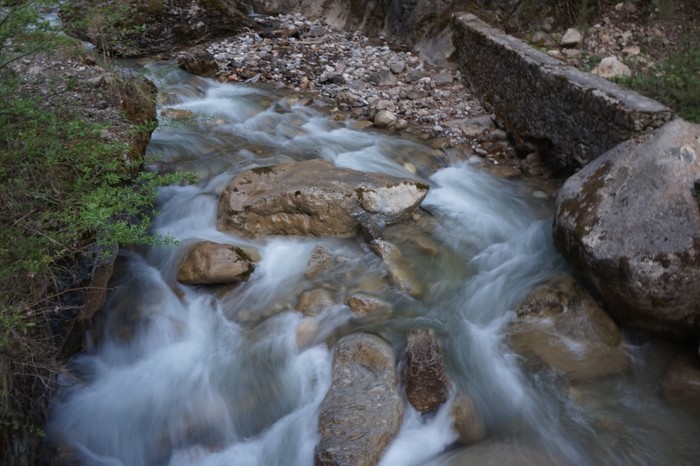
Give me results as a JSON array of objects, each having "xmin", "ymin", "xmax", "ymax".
[
  {"xmin": 526, "ymin": 2, "xmax": 670, "ymax": 79},
  {"xmin": 167, "ymin": 151, "xmax": 700, "ymax": 464},
  {"xmin": 170, "ymin": 159, "xmax": 495, "ymax": 464},
  {"xmin": 206, "ymin": 13, "xmax": 512, "ymax": 157}
]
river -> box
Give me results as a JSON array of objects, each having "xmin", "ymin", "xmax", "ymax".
[{"xmin": 45, "ymin": 63, "xmax": 700, "ymax": 466}]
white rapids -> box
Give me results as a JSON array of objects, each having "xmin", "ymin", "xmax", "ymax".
[{"xmin": 46, "ymin": 64, "xmax": 700, "ymax": 466}]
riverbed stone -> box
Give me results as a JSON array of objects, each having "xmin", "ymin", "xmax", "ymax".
[
  {"xmin": 553, "ymin": 119, "xmax": 700, "ymax": 336},
  {"xmin": 176, "ymin": 45, "xmax": 219, "ymax": 77},
  {"xmin": 370, "ymin": 239, "xmax": 424, "ymax": 298},
  {"xmin": 161, "ymin": 108, "xmax": 193, "ymax": 120},
  {"xmin": 347, "ymin": 294, "xmax": 392, "ymax": 316},
  {"xmin": 402, "ymin": 329, "xmax": 450, "ymax": 412},
  {"xmin": 306, "ymin": 244, "xmax": 335, "ymax": 279},
  {"xmin": 508, "ymin": 275, "xmax": 629, "ymax": 381},
  {"xmin": 660, "ymin": 353, "xmax": 700, "ymax": 414},
  {"xmin": 177, "ymin": 241, "xmax": 254, "ymax": 285},
  {"xmin": 450, "ymin": 392, "xmax": 485, "ymax": 445},
  {"xmin": 296, "ymin": 288, "xmax": 335, "ymax": 316},
  {"xmin": 315, "ymin": 333, "xmax": 404, "ymax": 466},
  {"xmin": 439, "ymin": 437, "xmax": 568, "ymax": 466},
  {"xmin": 374, "ymin": 109, "xmax": 397, "ymax": 128},
  {"xmin": 217, "ymin": 159, "xmax": 428, "ymax": 238}
]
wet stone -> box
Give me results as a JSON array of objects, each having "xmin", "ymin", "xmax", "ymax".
[
  {"xmin": 402, "ymin": 329, "xmax": 450, "ymax": 412},
  {"xmin": 315, "ymin": 333, "xmax": 404, "ymax": 466}
]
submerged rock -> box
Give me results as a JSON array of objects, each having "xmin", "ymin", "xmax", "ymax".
[
  {"xmin": 296, "ymin": 288, "xmax": 335, "ymax": 316},
  {"xmin": 306, "ymin": 244, "xmax": 335, "ymax": 279},
  {"xmin": 402, "ymin": 329, "xmax": 450, "ymax": 412},
  {"xmin": 661, "ymin": 353, "xmax": 700, "ymax": 414},
  {"xmin": 508, "ymin": 275, "xmax": 629, "ymax": 381},
  {"xmin": 370, "ymin": 239, "xmax": 424, "ymax": 298},
  {"xmin": 346, "ymin": 294, "xmax": 392, "ymax": 316},
  {"xmin": 177, "ymin": 241, "xmax": 254, "ymax": 285},
  {"xmin": 217, "ymin": 159, "xmax": 428, "ymax": 238},
  {"xmin": 553, "ymin": 119, "xmax": 700, "ymax": 336},
  {"xmin": 438, "ymin": 437, "xmax": 570, "ymax": 466},
  {"xmin": 315, "ymin": 333, "xmax": 404, "ymax": 466},
  {"xmin": 449, "ymin": 392, "xmax": 485, "ymax": 445}
]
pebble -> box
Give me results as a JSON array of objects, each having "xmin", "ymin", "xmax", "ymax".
[{"xmin": 206, "ymin": 13, "xmax": 490, "ymax": 148}]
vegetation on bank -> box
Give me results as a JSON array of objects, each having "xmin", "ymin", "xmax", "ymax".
[
  {"xmin": 0, "ymin": 0, "xmax": 190, "ymax": 460},
  {"xmin": 615, "ymin": 27, "xmax": 700, "ymax": 123},
  {"xmin": 519, "ymin": 0, "xmax": 700, "ymax": 123}
]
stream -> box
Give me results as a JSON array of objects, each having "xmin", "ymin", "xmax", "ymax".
[{"xmin": 46, "ymin": 63, "xmax": 700, "ymax": 466}]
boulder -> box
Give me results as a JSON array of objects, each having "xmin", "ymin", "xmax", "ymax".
[
  {"xmin": 60, "ymin": 0, "xmax": 252, "ymax": 57},
  {"xmin": 507, "ymin": 275, "xmax": 629, "ymax": 381},
  {"xmin": 368, "ymin": 70, "xmax": 398, "ymax": 87},
  {"xmin": 553, "ymin": 119, "xmax": 700, "ymax": 336},
  {"xmin": 177, "ymin": 45, "xmax": 219, "ymax": 77},
  {"xmin": 592, "ymin": 56, "xmax": 631, "ymax": 79},
  {"xmin": 315, "ymin": 333, "xmax": 404, "ymax": 466},
  {"xmin": 402, "ymin": 329, "xmax": 450, "ymax": 412},
  {"xmin": 217, "ymin": 159, "xmax": 428, "ymax": 238},
  {"xmin": 177, "ymin": 241, "xmax": 254, "ymax": 285}
]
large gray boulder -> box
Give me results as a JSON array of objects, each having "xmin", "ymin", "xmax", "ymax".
[
  {"xmin": 315, "ymin": 333, "xmax": 404, "ymax": 466},
  {"xmin": 217, "ymin": 159, "xmax": 428, "ymax": 238},
  {"xmin": 553, "ymin": 119, "xmax": 700, "ymax": 336}
]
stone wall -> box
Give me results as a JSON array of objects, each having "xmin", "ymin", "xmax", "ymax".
[{"xmin": 453, "ymin": 14, "xmax": 673, "ymax": 172}]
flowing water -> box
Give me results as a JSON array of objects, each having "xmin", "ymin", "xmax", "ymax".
[{"xmin": 46, "ymin": 64, "xmax": 700, "ymax": 466}]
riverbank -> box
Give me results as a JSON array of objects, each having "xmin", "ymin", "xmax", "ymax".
[{"xmin": 0, "ymin": 9, "xmax": 172, "ymax": 464}]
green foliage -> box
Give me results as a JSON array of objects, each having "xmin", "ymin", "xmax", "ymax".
[
  {"xmin": 59, "ymin": 0, "xmax": 149, "ymax": 57},
  {"xmin": 579, "ymin": 52, "xmax": 603, "ymax": 72},
  {"xmin": 0, "ymin": 0, "xmax": 194, "ymax": 453},
  {"xmin": 0, "ymin": 0, "xmax": 82, "ymax": 70},
  {"xmin": 615, "ymin": 28, "xmax": 700, "ymax": 122}
]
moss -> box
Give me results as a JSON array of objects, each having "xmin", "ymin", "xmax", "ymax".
[
  {"xmin": 232, "ymin": 246, "xmax": 252, "ymax": 262},
  {"xmin": 250, "ymin": 165, "xmax": 275, "ymax": 175},
  {"xmin": 559, "ymin": 161, "xmax": 611, "ymax": 239}
]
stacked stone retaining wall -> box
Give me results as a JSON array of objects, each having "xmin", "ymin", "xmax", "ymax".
[{"xmin": 453, "ymin": 13, "xmax": 673, "ymax": 172}]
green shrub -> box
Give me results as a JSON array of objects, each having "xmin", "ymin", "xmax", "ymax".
[
  {"xmin": 0, "ymin": 0, "xmax": 194, "ymax": 456},
  {"xmin": 615, "ymin": 28, "xmax": 700, "ymax": 123}
]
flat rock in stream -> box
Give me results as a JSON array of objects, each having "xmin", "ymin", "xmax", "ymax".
[
  {"xmin": 315, "ymin": 333, "xmax": 403, "ymax": 466},
  {"xmin": 217, "ymin": 159, "xmax": 428, "ymax": 238}
]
